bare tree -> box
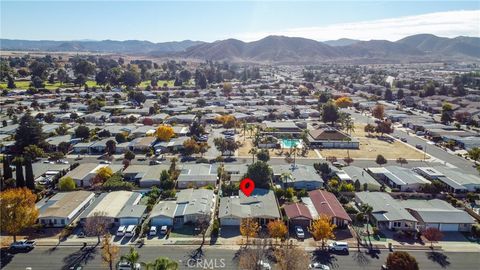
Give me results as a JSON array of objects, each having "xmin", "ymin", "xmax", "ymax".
[
  {"xmin": 274, "ymin": 244, "xmax": 310, "ymax": 270},
  {"xmin": 84, "ymin": 211, "xmax": 110, "ymax": 243}
]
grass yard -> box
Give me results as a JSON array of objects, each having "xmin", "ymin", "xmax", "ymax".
[
  {"xmin": 0, "ymin": 80, "xmax": 98, "ymax": 90},
  {"xmin": 139, "ymin": 80, "xmax": 174, "ymax": 88},
  {"xmin": 320, "ymin": 124, "xmax": 426, "ymax": 160}
]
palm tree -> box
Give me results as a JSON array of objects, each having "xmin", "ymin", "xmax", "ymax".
[
  {"xmin": 141, "ymin": 257, "xmax": 179, "ymax": 270},
  {"xmin": 248, "ymin": 147, "xmax": 257, "ymax": 164},
  {"xmin": 345, "ymin": 118, "xmax": 355, "ymax": 135},
  {"xmin": 120, "ymin": 247, "xmax": 140, "ymax": 268}
]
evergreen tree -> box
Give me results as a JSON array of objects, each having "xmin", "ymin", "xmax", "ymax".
[
  {"xmin": 14, "ymin": 113, "xmax": 44, "ymax": 155},
  {"xmin": 3, "ymin": 156, "xmax": 12, "ymax": 180},
  {"xmin": 25, "ymin": 158, "xmax": 35, "ymax": 190},
  {"xmin": 14, "ymin": 157, "xmax": 25, "ymax": 187}
]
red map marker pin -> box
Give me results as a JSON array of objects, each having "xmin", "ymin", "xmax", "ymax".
[{"xmin": 239, "ymin": 178, "xmax": 255, "ymax": 197}]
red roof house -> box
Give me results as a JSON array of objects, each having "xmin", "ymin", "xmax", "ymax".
[{"xmin": 307, "ymin": 189, "xmax": 352, "ymax": 227}]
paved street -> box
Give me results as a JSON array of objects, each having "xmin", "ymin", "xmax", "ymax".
[{"xmin": 2, "ymin": 245, "xmax": 479, "ymax": 270}]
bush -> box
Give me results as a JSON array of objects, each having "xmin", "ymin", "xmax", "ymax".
[
  {"xmin": 344, "ymin": 204, "xmax": 358, "ymax": 214},
  {"xmin": 211, "ymin": 219, "xmax": 220, "ymax": 236},
  {"xmin": 297, "ymin": 189, "xmax": 308, "ymax": 198},
  {"xmin": 372, "ymin": 226, "xmax": 379, "ymax": 236},
  {"xmin": 58, "ymin": 177, "xmax": 76, "ymax": 191},
  {"xmin": 338, "ymin": 195, "xmax": 349, "ymax": 204},
  {"xmin": 471, "ymin": 224, "xmax": 480, "ymax": 238},
  {"xmin": 355, "ymin": 212, "xmax": 365, "ymax": 223}
]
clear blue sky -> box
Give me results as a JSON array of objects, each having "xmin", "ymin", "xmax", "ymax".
[{"xmin": 1, "ymin": 1, "xmax": 479, "ymax": 42}]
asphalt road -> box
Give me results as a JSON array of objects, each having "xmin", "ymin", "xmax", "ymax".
[
  {"xmin": 2, "ymin": 246, "xmax": 479, "ymax": 270},
  {"xmin": 346, "ymin": 109, "xmax": 477, "ymax": 174}
]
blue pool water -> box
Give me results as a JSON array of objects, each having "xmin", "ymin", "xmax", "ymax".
[{"xmin": 281, "ymin": 139, "xmax": 302, "ymax": 148}]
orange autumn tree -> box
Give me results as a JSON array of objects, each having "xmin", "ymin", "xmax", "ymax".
[
  {"xmin": 215, "ymin": 115, "xmax": 236, "ymax": 129},
  {"xmin": 267, "ymin": 219, "xmax": 288, "ymax": 242},
  {"xmin": 240, "ymin": 218, "xmax": 260, "ymax": 245},
  {"xmin": 308, "ymin": 214, "xmax": 336, "ymax": 249},
  {"xmin": 0, "ymin": 187, "xmax": 39, "ymax": 242},
  {"xmin": 156, "ymin": 125, "xmax": 175, "ymax": 141},
  {"xmin": 334, "ymin": 97, "xmax": 353, "ymax": 108}
]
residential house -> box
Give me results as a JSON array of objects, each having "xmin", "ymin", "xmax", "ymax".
[
  {"xmin": 177, "ymin": 164, "xmax": 217, "ymax": 189},
  {"xmin": 307, "ymin": 127, "xmax": 359, "ymax": 149},
  {"xmin": 123, "ymin": 164, "xmax": 169, "ymax": 188},
  {"xmin": 304, "ymin": 189, "xmax": 351, "ymax": 227},
  {"xmin": 79, "ymin": 191, "xmax": 144, "ymax": 226},
  {"xmin": 413, "ymin": 166, "xmax": 480, "ymax": 192},
  {"xmin": 336, "ymin": 166, "xmax": 382, "ymax": 191},
  {"xmin": 355, "ymin": 192, "xmax": 417, "ymax": 231},
  {"xmin": 63, "ymin": 163, "xmax": 122, "ymax": 187},
  {"xmin": 366, "ymin": 166, "xmax": 430, "ymax": 192},
  {"xmin": 36, "ymin": 191, "xmax": 95, "ymax": 227},
  {"xmin": 218, "ymin": 188, "xmax": 281, "ymax": 226},
  {"xmin": 272, "ymin": 164, "xmax": 323, "ymax": 190},
  {"xmin": 150, "ymin": 189, "xmax": 216, "ymax": 227},
  {"xmin": 401, "ymin": 199, "xmax": 475, "ymax": 232}
]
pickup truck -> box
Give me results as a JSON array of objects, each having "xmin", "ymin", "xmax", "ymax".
[{"xmin": 10, "ymin": 240, "xmax": 36, "ymax": 250}]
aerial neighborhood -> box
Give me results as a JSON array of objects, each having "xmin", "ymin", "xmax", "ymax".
[{"xmin": 1, "ymin": 37, "xmax": 480, "ymax": 270}]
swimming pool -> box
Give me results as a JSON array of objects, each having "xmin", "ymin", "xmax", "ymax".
[{"xmin": 280, "ymin": 139, "xmax": 302, "ymax": 149}]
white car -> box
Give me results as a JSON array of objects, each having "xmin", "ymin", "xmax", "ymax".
[
  {"xmin": 149, "ymin": 226, "xmax": 157, "ymax": 236},
  {"xmin": 328, "ymin": 241, "xmax": 349, "ymax": 252},
  {"xmin": 160, "ymin": 225, "xmax": 168, "ymax": 235},
  {"xmin": 309, "ymin": 263, "xmax": 330, "ymax": 270},
  {"xmin": 116, "ymin": 225, "xmax": 126, "ymax": 237},
  {"xmin": 257, "ymin": 260, "xmax": 271, "ymax": 270},
  {"xmin": 100, "ymin": 160, "xmax": 111, "ymax": 164},
  {"xmin": 125, "ymin": 225, "xmax": 136, "ymax": 237},
  {"xmin": 295, "ymin": 226, "xmax": 305, "ymax": 239},
  {"xmin": 117, "ymin": 261, "xmax": 141, "ymax": 270}
]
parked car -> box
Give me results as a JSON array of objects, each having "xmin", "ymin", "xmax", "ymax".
[
  {"xmin": 117, "ymin": 261, "xmax": 141, "ymax": 270},
  {"xmin": 125, "ymin": 225, "xmax": 136, "ymax": 238},
  {"xmin": 57, "ymin": 159, "xmax": 69, "ymax": 164},
  {"xmin": 198, "ymin": 135, "xmax": 208, "ymax": 142},
  {"xmin": 400, "ymin": 138, "xmax": 407, "ymax": 142},
  {"xmin": 309, "ymin": 263, "xmax": 330, "ymax": 269},
  {"xmin": 116, "ymin": 225, "xmax": 126, "ymax": 237},
  {"xmin": 257, "ymin": 260, "xmax": 271, "ymax": 270},
  {"xmin": 100, "ymin": 160, "xmax": 111, "ymax": 164},
  {"xmin": 149, "ymin": 226, "xmax": 157, "ymax": 236},
  {"xmin": 149, "ymin": 160, "xmax": 162, "ymax": 165},
  {"xmin": 77, "ymin": 232, "xmax": 85, "ymax": 238},
  {"xmin": 328, "ymin": 241, "xmax": 349, "ymax": 252},
  {"xmin": 416, "ymin": 131, "xmax": 426, "ymax": 136},
  {"xmin": 381, "ymin": 265, "xmax": 388, "ymax": 270},
  {"xmin": 10, "ymin": 240, "xmax": 36, "ymax": 250},
  {"xmin": 295, "ymin": 226, "xmax": 305, "ymax": 239},
  {"xmin": 332, "ymin": 162, "xmax": 344, "ymax": 168},
  {"xmin": 415, "ymin": 144, "xmax": 423, "ymax": 150},
  {"xmin": 160, "ymin": 225, "xmax": 168, "ymax": 235}
]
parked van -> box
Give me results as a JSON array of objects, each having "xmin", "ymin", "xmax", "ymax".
[
  {"xmin": 116, "ymin": 226, "xmax": 126, "ymax": 237},
  {"xmin": 160, "ymin": 225, "xmax": 168, "ymax": 235},
  {"xmin": 125, "ymin": 225, "xmax": 136, "ymax": 238}
]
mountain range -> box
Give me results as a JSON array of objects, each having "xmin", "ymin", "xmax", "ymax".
[{"xmin": 1, "ymin": 34, "xmax": 479, "ymax": 63}]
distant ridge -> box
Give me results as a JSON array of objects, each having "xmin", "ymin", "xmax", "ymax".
[
  {"xmin": 323, "ymin": 38, "xmax": 361, "ymax": 47},
  {"xmin": 1, "ymin": 34, "xmax": 479, "ymax": 63},
  {"xmin": 0, "ymin": 39, "xmax": 205, "ymax": 54}
]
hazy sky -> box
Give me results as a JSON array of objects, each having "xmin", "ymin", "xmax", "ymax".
[{"xmin": 1, "ymin": 1, "xmax": 479, "ymax": 42}]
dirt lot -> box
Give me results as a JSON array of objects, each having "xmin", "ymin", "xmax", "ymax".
[{"xmin": 319, "ymin": 124, "xmax": 426, "ymax": 160}]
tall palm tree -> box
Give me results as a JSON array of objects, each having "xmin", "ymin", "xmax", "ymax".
[
  {"xmin": 120, "ymin": 247, "xmax": 140, "ymax": 267},
  {"xmin": 142, "ymin": 257, "xmax": 179, "ymax": 270},
  {"xmin": 248, "ymin": 147, "xmax": 257, "ymax": 164}
]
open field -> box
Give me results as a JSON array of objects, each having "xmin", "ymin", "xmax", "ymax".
[{"xmin": 320, "ymin": 124, "xmax": 426, "ymax": 160}]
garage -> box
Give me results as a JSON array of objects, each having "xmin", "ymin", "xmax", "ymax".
[
  {"xmin": 151, "ymin": 216, "xmax": 173, "ymax": 227},
  {"xmin": 425, "ymin": 223, "xmax": 440, "ymax": 230},
  {"xmin": 220, "ymin": 217, "xmax": 240, "ymax": 226},
  {"xmin": 119, "ymin": 217, "xmax": 140, "ymax": 226},
  {"xmin": 439, "ymin": 223, "xmax": 459, "ymax": 231}
]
